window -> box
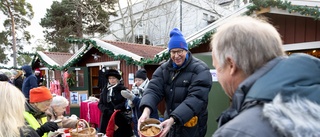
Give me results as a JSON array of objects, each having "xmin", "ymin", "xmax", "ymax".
[
  {"xmin": 70, "ymin": 68, "xmax": 85, "ymax": 87},
  {"xmin": 138, "ymin": 22, "xmax": 143, "ymax": 27},
  {"xmin": 203, "ymin": 13, "xmax": 208, "ymax": 20},
  {"xmin": 209, "ymin": 16, "xmax": 216, "ymax": 21}
]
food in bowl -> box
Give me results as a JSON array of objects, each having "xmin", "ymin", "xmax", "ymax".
[
  {"xmin": 139, "ymin": 118, "xmax": 163, "ymax": 137},
  {"xmin": 140, "ymin": 124, "xmax": 161, "ymax": 136}
]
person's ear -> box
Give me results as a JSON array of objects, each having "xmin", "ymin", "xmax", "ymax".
[{"xmin": 226, "ymin": 57, "xmax": 237, "ymax": 76}]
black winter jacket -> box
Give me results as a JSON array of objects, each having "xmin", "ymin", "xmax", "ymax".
[
  {"xmin": 14, "ymin": 76, "xmax": 24, "ymax": 91},
  {"xmin": 140, "ymin": 52, "xmax": 212, "ymax": 137}
]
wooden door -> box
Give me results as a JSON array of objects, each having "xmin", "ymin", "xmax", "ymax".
[{"xmin": 90, "ymin": 66, "xmax": 100, "ymax": 98}]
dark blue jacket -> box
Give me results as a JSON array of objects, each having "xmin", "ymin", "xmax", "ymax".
[
  {"xmin": 21, "ymin": 65, "xmax": 38, "ymax": 99},
  {"xmin": 140, "ymin": 52, "xmax": 212, "ymax": 137}
]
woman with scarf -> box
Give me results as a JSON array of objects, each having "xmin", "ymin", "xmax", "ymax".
[{"xmin": 98, "ymin": 69, "xmax": 133, "ymax": 137}]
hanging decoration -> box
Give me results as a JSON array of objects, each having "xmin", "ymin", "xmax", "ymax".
[
  {"xmin": 63, "ymin": 70, "xmax": 71, "ymax": 114},
  {"xmin": 245, "ymin": 0, "xmax": 320, "ymax": 20},
  {"xmin": 67, "ymin": 71, "xmax": 76, "ymax": 87}
]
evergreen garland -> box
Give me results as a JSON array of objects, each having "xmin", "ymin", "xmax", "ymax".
[
  {"xmin": 246, "ymin": 0, "xmax": 320, "ymax": 20},
  {"xmin": 188, "ymin": 30, "xmax": 215, "ymax": 50}
]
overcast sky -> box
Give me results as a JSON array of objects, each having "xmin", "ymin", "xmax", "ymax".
[{"xmin": 26, "ymin": 0, "xmax": 57, "ymax": 44}]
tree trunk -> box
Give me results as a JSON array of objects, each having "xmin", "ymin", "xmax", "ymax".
[
  {"xmin": 7, "ymin": 0, "xmax": 17, "ymax": 67},
  {"xmin": 11, "ymin": 16, "xmax": 16, "ymax": 68}
]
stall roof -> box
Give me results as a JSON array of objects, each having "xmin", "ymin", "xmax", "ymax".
[
  {"xmin": 63, "ymin": 38, "xmax": 166, "ymax": 69},
  {"xmin": 39, "ymin": 51, "xmax": 73, "ymax": 66},
  {"xmin": 103, "ymin": 40, "xmax": 165, "ymax": 59},
  {"xmin": 34, "ymin": 51, "xmax": 73, "ymax": 70}
]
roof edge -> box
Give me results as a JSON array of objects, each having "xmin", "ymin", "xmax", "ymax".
[
  {"xmin": 37, "ymin": 51, "xmax": 60, "ymax": 66},
  {"xmin": 92, "ymin": 38, "xmax": 144, "ymax": 61}
]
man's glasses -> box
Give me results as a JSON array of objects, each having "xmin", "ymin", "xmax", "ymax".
[{"xmin": 170, "ymin": 50, "xmax": 185, "ymax": 56}]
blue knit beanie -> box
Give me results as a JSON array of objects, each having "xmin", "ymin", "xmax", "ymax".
[{"xmin": 168, "ymin": 28, "xmax": 188, "ymax": 51}]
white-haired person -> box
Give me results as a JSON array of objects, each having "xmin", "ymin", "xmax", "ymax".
[
  {"xmin": 0, "ymin": 81, "xmax": 39, "ymax": 137},
  {"xmin": 46, "ymin": 95, "xmax": 83, "ymax": 129},
  {"xmin": 211, "ymin": 16, "xmax": 320, "ymax": 137}
]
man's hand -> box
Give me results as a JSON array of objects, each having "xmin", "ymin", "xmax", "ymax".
[
  {"xmin": 138, "ymin": 107, "xmax": 151, "ymax": 133},
  {"xmin": 159, "ymin": 117, "xmax": 175, "ymax": 137}
]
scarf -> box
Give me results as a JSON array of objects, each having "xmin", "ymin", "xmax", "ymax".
[{"xmin": 107, "ymin": 83, "xmax": 118, "ymax": 103}]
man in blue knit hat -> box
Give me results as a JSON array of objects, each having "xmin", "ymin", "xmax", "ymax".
[{"xmin": 138, "ymin": 28, "xmax": 213, "ymax": 137}]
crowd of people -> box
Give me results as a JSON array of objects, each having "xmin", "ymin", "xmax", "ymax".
[
  {"xmin": 1, "ymin": 15, "xmax": 320, "ymax": 137},
  {"xmin": 0, "ymin": 67, "xmax": 85, "ymax": 137}
]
